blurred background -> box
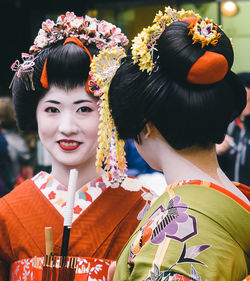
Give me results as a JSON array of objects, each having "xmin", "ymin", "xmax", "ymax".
[{"xmin": 1, "ymin": 0, "xmax": 250, "ymax": 92}]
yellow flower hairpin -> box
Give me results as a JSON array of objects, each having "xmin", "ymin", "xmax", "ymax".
[
  {"xmin": 90, "ymin": 46, "xmax": 127, "ymax": 182},
  {"xmin": 131, "ymin": 6, "xmax": 225, "ymax": 74}
]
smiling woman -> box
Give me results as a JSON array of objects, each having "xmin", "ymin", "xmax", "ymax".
[
  {"xmin": 0, "ymin": 12, "xmax": 155, "ymax": 281},
  {"xmin": 36, "ymin": 86, "xmax": 100, "ymax": 171}
]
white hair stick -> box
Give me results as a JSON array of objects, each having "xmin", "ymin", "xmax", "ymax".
[{"xmin": 61, "ymin": 168, "xmax": 78, "ymax": 257}]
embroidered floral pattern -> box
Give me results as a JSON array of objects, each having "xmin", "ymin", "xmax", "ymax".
[
  {"xmin": 129, "ymin": 195, "xmax": 197, "ymax": 262},
  {"xmin": 128, "ymin": 180, "xmax": 213, "ymax": 280},
  {"xmin": 143, "ymin": 263, "xmax": 200, "ymax": 281}
]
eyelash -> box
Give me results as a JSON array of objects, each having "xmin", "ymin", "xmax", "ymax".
[
  {"xmin": 77, "ymin": 107, "xmax": 92, "ymax": 113},
  {"xmin": 44, "ymin": 106, "xmax": 93, "ymax": 113},
  {"xmin": 45, "ymin": 107, "xmax": 59, "ymax": 113}
]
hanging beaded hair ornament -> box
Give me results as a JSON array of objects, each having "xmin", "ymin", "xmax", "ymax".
[
  {"xmin": 131, "ymin": 6, "xmax": 224, "ymax": 75},
  {"xmin": 10, "ymin": 12, "xmax": 128, "ymax": 182}
]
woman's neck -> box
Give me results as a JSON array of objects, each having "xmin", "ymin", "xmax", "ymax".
[
  {"xmin": 156, "ymin": 140, "xmax": 249, "ymax": 204},
  {"xmin": 160, "ymin": 143, "xmax": 223, "ymax": 186},
  {"xmin": 50, "ymin": 161, "xmax": 103, "ymax": 191}
]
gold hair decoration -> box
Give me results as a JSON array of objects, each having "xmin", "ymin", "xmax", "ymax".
[
  {"xmin": 131, "ymin": 6, "xmax": 223, "ymax": 74},
  {"xmin": 89, "ymin": 47, "xmax": 127, "ymax": 182}
]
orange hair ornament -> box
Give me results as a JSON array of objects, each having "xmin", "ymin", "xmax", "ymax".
[{"xmin": 40, "ymin": 58, "xmax": 48, "ymax": 88}]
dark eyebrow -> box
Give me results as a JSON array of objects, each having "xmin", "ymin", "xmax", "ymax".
[
  {"xmin": 73, "ymin": 99, "xmax": 93, "ymax": 104},
  {"xmin": 44, "ymin": 99, "xmax": 93, "ymax": 104},
  {"xmin": 45, "ymin": 100, "xmax": 60, "ymax": 104}
]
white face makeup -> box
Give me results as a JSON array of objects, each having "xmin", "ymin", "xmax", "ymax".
[{"xmin": 36, "ymin": 85, "xmax": 99, "ymax": 170}]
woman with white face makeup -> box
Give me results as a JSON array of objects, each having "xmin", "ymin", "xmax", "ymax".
[{"xmin": 0, "ymin": 12, "xmax": 154, "ymax": 280}]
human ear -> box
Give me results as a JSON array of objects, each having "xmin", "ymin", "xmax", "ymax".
[{"xmin": 144, "ymin": 122, "xmax": 152, "ymax": 139}]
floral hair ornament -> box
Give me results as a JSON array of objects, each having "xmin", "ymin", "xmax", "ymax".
[
  {"xmin": 90, "ymin": 46, "xmax": 127, "ymax": 182},
  {"xmin": 10, "ymin": 12, "xmax": 128, "ymax": 91},
  {"xmin": 187, "ymin": 18, "xmax": 222, "ymax": 48},
  {"xmin": 131, "ymin": 6, "xmax": 200, "ymax": 73},
  {"xmin": 183, "ymin": 16, "xmax": 229, "ymax": 84},
  {"xmin": 9, "ymin": 53, "xmax": 36, "ymax": 91}
]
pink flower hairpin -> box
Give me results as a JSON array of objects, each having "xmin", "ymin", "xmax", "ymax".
[{"xmin": 9, "ymin": 53, "xmax": 36, "ymax": 90}]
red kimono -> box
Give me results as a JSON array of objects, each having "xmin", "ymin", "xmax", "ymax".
[{"xmin": 0, "ymin": 172, "xmax": 154, "ymax": 280}]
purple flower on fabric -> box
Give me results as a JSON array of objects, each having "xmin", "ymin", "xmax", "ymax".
[
  {"xmin": 150, "ymin": 196, "xmax": 197, "ymax": 244},
  {"xmin": 90, "ymin": 180, "xmax": 97, "ymax": 187},
  {"xmin": 176, "ymin": 243, "xmax": 210, "ymax": 267},
  {"xmin": 97, "ymin": 182, "xmax": 107, "ymax": 189},
  {"xmin": 185, "ymin": 244, "xmax": 210, "ymax": 259},
  {"xmin": 56, "ymin": 184, "xmax": 67, "ymax": 191}
]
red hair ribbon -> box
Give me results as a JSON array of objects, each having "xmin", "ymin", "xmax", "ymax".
[{"xmin": 40, "ymin": 36, "xmax": 93, "ymax": 92}]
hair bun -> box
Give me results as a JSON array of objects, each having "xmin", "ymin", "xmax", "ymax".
[{"xmin": 157, "ymin": 20, "xmax": 233, "ymax": 84}]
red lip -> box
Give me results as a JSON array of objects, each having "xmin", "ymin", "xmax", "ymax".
[{"xmin": 57, "ymin": 139, "xmax": 81, "ymax": 151}]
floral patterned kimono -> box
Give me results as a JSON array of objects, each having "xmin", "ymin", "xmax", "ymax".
[
  {"xmin": 0, "ymin": 171, "xmax": 154, "ymax": 281},
  {"xmin": 113, "ymin": 179, "xmax": 250, "ymax": 281}
]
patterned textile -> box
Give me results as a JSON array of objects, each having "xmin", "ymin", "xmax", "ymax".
[
  {"xmin": 32, "ymin": 171, "xmax": 114, "ymax": 222},
  {"xmin": 113, "ymin": 180, "xmax": 250, "ymax": 281},
  {"xmin": 10, "ymin": 256, "xmax": 111, "ymax": 281},
  {"xmin": 0, "ymin": 172, "xmax": 155, "ymax": 281}
]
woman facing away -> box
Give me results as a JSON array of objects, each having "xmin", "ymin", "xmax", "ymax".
[
  {"xmin": 0, "ymin": 12, "xmax": 154, "ymax": 280},
  {"xmin": 108, "ymin": 7, "xmax": 250, "ymax": 281}
]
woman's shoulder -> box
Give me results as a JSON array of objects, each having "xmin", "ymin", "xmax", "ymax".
[
  {"xmin": 234, "ymin": 182, "xmax": 250, "ymax": 201},
  {"xmin": 0, "ymin": 178, "xmax": 36, "ymax": 206}
]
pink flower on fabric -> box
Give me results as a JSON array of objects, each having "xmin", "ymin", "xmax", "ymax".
[
  {"xmin": 48, "ymin": 191, "xmax": 56, "ymax": 200},
  {"xmin": 74, "ymin": 205, "xmax": 83, "ymax": 214}
]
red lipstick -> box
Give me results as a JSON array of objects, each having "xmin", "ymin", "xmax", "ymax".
[{"xmin": 58, "ymin": 139, "xmax": 81, "ymax": 151}]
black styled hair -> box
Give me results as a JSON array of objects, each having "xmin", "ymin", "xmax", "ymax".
[
  {"xmin": 12, "ymin": 41, "xmax": 99, "ymax": 132},
  {"xmin": 109, "ymin": 20, "xmax": 246, "ymax": 150}
]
